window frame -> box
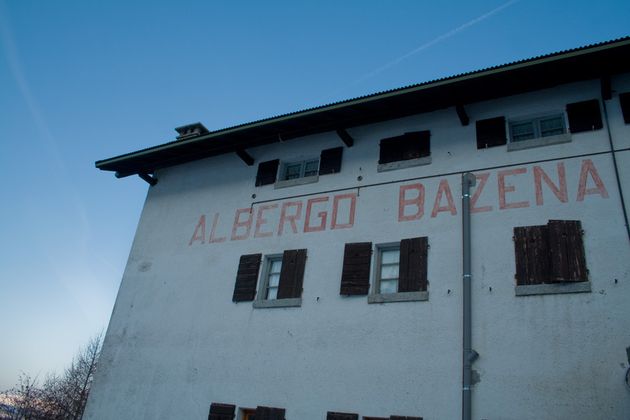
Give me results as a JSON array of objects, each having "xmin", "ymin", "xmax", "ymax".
[
  {"xmin": 507, "ymin": 112, "xmax": 571, "ymax": 151},
  {"xmin": 275, "ymin": 157, "xmax": 320, "ymax": 188},
  {"xmin": 253, "ymin": 253, "xmax": 303, "ymax": 308},
  {"xmin": 368, "ymin": 242, "xmax": 428, "ymax": 304}
]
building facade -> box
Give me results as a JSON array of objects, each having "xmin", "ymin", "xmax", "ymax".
[{"xmin": 86, "ymin": 38, "xmax": 630, "ymax": 419}]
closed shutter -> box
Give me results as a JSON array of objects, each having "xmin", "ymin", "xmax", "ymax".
[
  {"xmin": 277, "ymin": 249, "xmax": 307, "ymax": 299},
  {"xmin": 619, "ymin": 92, "xmax": 630, "ymax": 124},
  {"xmin": 566, "ymin": 99, "xmax": 603, "ymax": 133},
  {"xmin": 254, "ymin": 406, "xmax": 285, "ymax": 420},
  {"xmin": 390, "ymin": 416, "xmax": 422, "ymax": 420},
  {"xmin": 327, "ymin": 412, "xmax": 359, "ymax": 420},
  {"xmin": 379, "ymin": 131, "xmax": 430, "ymax": 164},
  {"xmin": 340, "ymin": 242, "xmax": 372, "ymax": 295},
  {"xmin": 548, "ymin": 220, "xmax": 587, "ymax": 282},
  {"xmin": 208, "ymin": 403, "xmax": 235, "ymax": 420},
  {"xmin": 255, "ymin": 159, "xmax": 280, "ymax": 186},
  {"xmin": 319, "ymin": 147, "xmax": 344, "ymax": 175},
  {"xmin": 398, "ymin": 237, "xmax": 428, "ymax": 292},
  {"xmin": 475, "ymin": 116, "xmax": 506, "ymax": 148},
  {"xmin": 513, "ymin": 225, "xmax": 550, "ymax": 285},
  {"xmin": 232, "ymin": 254, "xmax": 262, "ymax": 302}
]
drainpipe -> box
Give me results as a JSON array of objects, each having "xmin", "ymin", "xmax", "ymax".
[{"xmin": 462, "ymin": 173, "xmax": 479, "ymax": 420}]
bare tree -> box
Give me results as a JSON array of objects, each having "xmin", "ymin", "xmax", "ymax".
[{"xmin": 1, "ymin": 334, "xmax": 102, "ymax": 420}]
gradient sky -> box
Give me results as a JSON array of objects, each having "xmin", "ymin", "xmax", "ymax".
[{"xmin": 1, "ymin": 0, "xmax": 629, "ymax": 390}]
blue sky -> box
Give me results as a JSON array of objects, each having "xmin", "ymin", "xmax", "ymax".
[{"xmin": 1, "ymin": 0, "xmax": 628, "ymax": 390}]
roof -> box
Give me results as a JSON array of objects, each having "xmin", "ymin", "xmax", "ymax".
[{"xmin": 96, "ymin": 37, "xmax": 630, "ymax": 178}]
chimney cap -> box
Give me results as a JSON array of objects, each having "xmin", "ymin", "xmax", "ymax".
[{"xmin": 175, "ymin": 122, "xmax": 210, "ymax": 140}]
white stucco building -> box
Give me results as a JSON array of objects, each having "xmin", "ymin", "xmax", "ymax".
[{"xmin": 86, "ymin": 38, "xmax": 630, "ymax": 420}]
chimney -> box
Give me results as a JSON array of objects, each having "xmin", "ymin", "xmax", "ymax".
[{"xmin": 175, "ymin": 122, "xmax": 210, "ymax": 140}]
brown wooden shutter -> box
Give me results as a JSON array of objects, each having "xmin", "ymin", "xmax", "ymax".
[
  {"xmin": 379, "ymin": 131, "xmax": 430, "ymax": 164},
  {"xmin": 398, "ymin": 237, "xmax": 428, "ymax": 292},
  {"xmin": 232, "ymin": 254, "xmax": 262, "ymax": 302},
  {"xmin": 513, "ymin": 225, "xmax": 550, "ymax": 285},
  {"xmin": 475, "ymin": 116, "xmax": 506, "ymax": 149},
  {"xmin": 208, "ymin": 403, "xmax": 235, "ymax": 420},
  {"xmin": 277, "ymin": 249, "xmax": 307, "ymax": 299},
  {"xmin": 327, "ymin": 412, "xmax": 359, "ymax": 420},
  {"xmin": 254, "ymin": 406, "xmax": 285, "ymax": 420},
  {"xmin": 620, "ymin": 92, "xmax": 630, "ymax": 124},
  {"xmin": 319, "ymin": 147, "xmax": 344, "ymax": 175},
  {"xmin": 255, "ymin": 159, "xmax": 280, "ymax": 186},
  {"xmin": 566, "ymin": 99, "xmax": 603, "ymax": 133},
  {"xmin": 390, "ymin": 416, "xmax": 422, "ymax": 420},
  {"xmin": 548, "ymin": 220, "xmax": 587, "ymax": 282},
  {"xmin": 340, "ymin": 242, "xmax": 372, "ymax": 295}
]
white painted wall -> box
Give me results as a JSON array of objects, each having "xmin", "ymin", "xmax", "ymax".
[{"xmin": 85, "ymin": 75, "xmax": 630, "ymax": 420}]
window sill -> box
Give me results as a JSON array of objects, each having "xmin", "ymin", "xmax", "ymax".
[
  {"xmin": 515, "ymin": 281, "xmax": 591, "ymax": 296},
  {"xmin": 507, "ymin": 133, "xmax": 571, "ymax": 151},
  {"xmin": 377, "ymin": 156, "xmax": 431, "ymax": 173},
  {"xmin": 274, "ymin": 175, "xmax": 318, "ymax": 189},
  {"xmin": 368, "ymin": 291, "xmax": 428, "ymax": 304},
  {"xmin": 253, "ymin": 298, "xmax": 302, "ymax": 308}
]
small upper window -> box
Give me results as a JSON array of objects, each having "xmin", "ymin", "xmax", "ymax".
[
  {"xmin": 509, "ymin": 114, "xmax": 566, "ymax": 142},
  {"xmin": 377, "ymin": 131, "xmax": 431, "ymax": 172},
  {"xmin": 281, "ymin": 158, "xmax": 319, "ymax": 181}
]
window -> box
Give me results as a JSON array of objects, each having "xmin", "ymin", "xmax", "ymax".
[
  {"xmin": 368, "ymin": 237, "xmax": 428, "ymax": 303},
  {"xmin": 253, "ymin": 406, "xmax": 285, "ymax": 420},
  {"xmin": 254, "ymin": 249, "xmax": 307, "ymax": 308},
  {"xmin": 208, "ymin": 403, "xmax": 236, "ymax": 420},
  {"xmin": 262, "ymin": 147, "xmax": 344, "ymax": 188},
  {"xmin": 509, "ymin": 114, "xmax": 566, "ymax": 142},
  {"xmin": 476, "ymin": 116, "xmax": 506, "ymax": 149},
  {"xmin": 566, "ymin": 99, "xmax": 602, "ymax": 133},
  {"xmin": 240, "ymin": 408, "xmax": 255, "ymax": 420},
  {"xmin": 327, "ymin": 412, "xmax": 358, "ymax": 420},
  {"xmin": 513, "ymin": 220, "xmax": 590, "ymax": 296},
  {"xmin": 377, "ymin": 131, "xmax": 431, "ymax": 171},
  {"xmin": 280, "ymin": 158, "xmax": 319, "ymax": 181}
]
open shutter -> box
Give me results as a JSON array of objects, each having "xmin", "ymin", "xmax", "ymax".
[
  {"xmin": 319, "ymin": 147, "xmax": 343, "ymax": 175},
  {"xmin": 398, "ymin": 237, "xmax": 428, "ymax": 292},
  {"xmin": 255, "ymin": 159, "xmax": 280, "ymax": 186},
  {"xmin": 327, "ymin": 412, "xmax": 359, "ymax": 420},
  {"xmin": 232, "ymin": 254, "xmax": 262, "ymax": 302},
  {"xmin": 620, "ymin": 92, "xmax": 630, "ymax": 124},
  {"xmin": 277, "ymin": 249, "xmax": 307, "ymax": 299},
  {"xmin": 340, "ymin": 242, "xmax": 372, "ymax": 295},
  {"xmin": 254, "ymin": 406, "xmax": 285, "ymax": 420},
  {"xmin": 476, "ymin": 116, "xmax": 506, "ymax": 148},
  {"xmin": 548, "ymin": 220, "xmax": 587, "ymax": 282},
  {"xmin": 513, "ymin": 225, "xmax": 550, "ymax": 285},
  {"xmin": 208, "ymin": 403, "xmax": 235, "ymax": 420},
  {"xmin": 566, "ymin": 99, "xmax": 603, "ymax": 133}
]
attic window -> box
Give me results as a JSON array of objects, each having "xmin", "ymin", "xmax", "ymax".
[
  {"xmin": 175, "ymin": 122, "xmax": 209, "ymax": 140},
  {"xmin": 377, "ymin": 131, "xmax": 431, "ymax": 172}
]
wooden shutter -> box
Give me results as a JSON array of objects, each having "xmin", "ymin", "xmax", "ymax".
[
  {"xmin": 277, "ymin": 249, "xmax": 307, "ymax": 299},
  {"xmin": 327, "ymin": 412, "xmax": 359, "ymax": 420},
  {"xmin": 390, "ymin": 417, "xmax": 422, "ymax": 420},
  {"xmin": 255, "ymin": 159, "xmax": 280, "ymax": 186},
  {"xmin": 319, "ymin": 147, "xmax": 343, "ymax": 175},
  {"xmin": 208, "ymin": 403, "xmax": 235, "ymax": 420},
  {"xmin": 548, "ymin": 220, "xmax": 587, "ymax": 282},
  {"xmin": 254, "ymin": 406, "xmax": 285, "ymax": 420},
  {"xmin": 475, "ymin": 116, "xmax": 506, "ymax": 148},
  {"xmin": 398, "ymin": 237, "xmax": 428, "ymax": 292},
  {"xmin": 620, "ymin": 92, "xmax": 630, "ymax": 124},
  {"xmin": 513, "ymin": 225, "xmax": 550, "ymax": 285},
  {"xmin": 340, "ymin": 242, "xmax": 372, "ymax": 295},
  {"xmin": 379, "ymin": 131, "xmax": 430, "ymax": 164},
  {"xmin": 566, "ymin": 99, "xmax": 603, "ymax": 133},
  {"xmin": 232, "ymin": 254, "xmax": 262, "ymax": 302}
]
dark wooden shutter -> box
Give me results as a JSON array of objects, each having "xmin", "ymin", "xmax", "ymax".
[
  {"xmin": 208, "ymin": 403, "xmax": 235, "ymax": 420},
  {"xmin": 566, "ymin": 99, "xmax": 603, "ymax": 133},
  {"xmin": 390, "ymin": 416, "xmax": 423, "ymax": 420},
  {"xmin": 340, "ymin": 242, "xmax": 372, "ymax": 295},
  {"xmin": 319, "ymin": 147, "xmax": 343, "ymax": 175},
  {"xmin": 254, "ymin": 406, "xmax": 285, "ymax": 420},
  {"xmin": 327, "ymin": 412, "xmax": 359, "ymax": 420},
  {"xmin": 548, "ymin": 220, "xmax": 587, "ymax": 282},
  {"xmin": 277, "ymin": 249, "xmax": 307, "ymax": 299},
  {"xmin": 232, "ymin": 254, "xmax": 262, "ymax": 302},
  {"xmin": 379, "ymin": 131, "xmax": 430, "ymax": 164},
  {"xmin": 476, "ymin": 116, "xmax": 506, "ymax": 148},
  {"xmin": 620, "ymin": 92, "xmax": 630, "ymax": 124},
  {"xmin": 398, "ymin": 237, "xmax": 428, "ymax": 292},
  {"xmin": 513, "ymin": 225, "xmax": 550, "ymax": 285},
  {"xmin": 255, "ymin": 159, "xmax": 280, "ymax": 186}
]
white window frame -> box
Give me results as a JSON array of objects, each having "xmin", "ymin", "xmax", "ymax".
[
  {"xmin": 253, "ymin": 254, "xmax": 302, "ymax": 308},
  {"xmin": 507, "ymin": 112, "xmax": 571, "ymax": 151},
  {"xmin": 368, "ymin": 242, "xmax": 428, "ymax": 304},
  {"xmin": 275, "ymin": 158, "xmax": 320, "ymax": 189}
]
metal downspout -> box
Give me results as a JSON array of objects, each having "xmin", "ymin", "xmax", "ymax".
[{"xmin": 462, "ymin": 173, "xmax": 478, "ymax": 420}]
